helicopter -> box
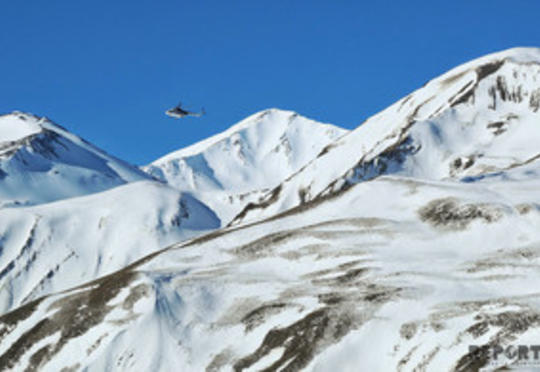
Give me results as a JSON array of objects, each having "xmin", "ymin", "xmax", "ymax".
[{"xmin": 165, "ymin": 102, "xmax": 205, "ymax": 119}]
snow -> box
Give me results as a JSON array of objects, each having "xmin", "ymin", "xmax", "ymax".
[
  {"xmin": 5, "ymin": 171, "xmax": 540, "ymax": 371},
  {"xmin": 231, "ymin": 47, "xmax": 540, "ymax": 225},
  {"xmin": 0, "ymin": 112, "xmax": 149, "ymax": 207},
  {"xmin": 144, "ymin": 108, "xmax": 347, "ymax": 223},
  {"xmin": 0, "ymin": 180, "xmax": 219, "ymax": 313},
  {"xmin": 0, "ymin": 112, "xmax": 42, "ymax": 142},
  {"xmin": 2, "ymin": 47, "xmax": 540, "ymax": 371}
]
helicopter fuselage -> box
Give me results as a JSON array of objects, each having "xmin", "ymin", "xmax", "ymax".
[{"xmin": 165, "ymin": 108, "xmax": 190, "ymax": 118}]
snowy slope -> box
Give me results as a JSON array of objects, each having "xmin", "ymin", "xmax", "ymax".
[
  {"xmin": 144, "ymin": 109, "xmax": 347, "ymax": 223},
  {"xmin": 0, "ymin": 180, "xmax": 219, "ymax": 314},
  {"xmin": 1, "ymin": 171, "xmax": 540, "ymax": 371},
  {"xmin": 232, "ymin": 47, "xmax": 540, "ymax": 225},
  {"xmin": 0, "ymin": 112, "xmax": 149, "ymax": 207}
]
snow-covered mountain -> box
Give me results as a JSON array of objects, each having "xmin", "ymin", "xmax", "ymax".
[
  {"xmin": 0, "ymin": 109, "xmax": 346, "ymax": 314},
  {"xmin": 0, "ymin": 112, "xmax": 149, "ymax": 207},
  {"xmin": 2, "ymin": 159, "xmax": 540, "ymax": 371},
  {"xmin": 231, "ymin": 47, "xmax": 540, "ymax": 225},
  {"xmin": 0, "ymin": 113, "xmax": 221, "ymax": 314},
  {"xmin": 0, "ymin": 180, "xmax": 219, "ymax": 314},
  {"xmin": 2, "ymin": 47, "xmax": 540, "ymax": 371},
  {"xmin": 144, "ymin": 109, "xmax": 347, "ymax": 223}
]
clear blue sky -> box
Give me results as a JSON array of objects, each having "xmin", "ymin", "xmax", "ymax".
[{"xmin": 1, "ymin": 1, "xmax": 539, "ymax": 165}]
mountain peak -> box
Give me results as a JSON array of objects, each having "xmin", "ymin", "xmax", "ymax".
[
  {"xmin": 152, "ymin": 108, "xmax": 343, "ymax": 163},
  {"xmin": 231, "ymin": 47, "xmax": 540, "ymax": 225},
  {"xmin": 0, "ymin": 111, "xmax": 46, "ymax": 143},
  {"xmin": 0, "ymin": 111, "xmax": 148, "ymax": 207},
  {"xmin": 145, "ymin": 109, "xmax": 347, "ymax": 222},
  {"xmin": 425, "ymin": 47, "xmax": 540, "ymax": 93},
  {"xmin": 475, "ymin": 46, "xmax": 540, "ymax": 64},
  {"xmin": 240, "ymin": 108, "xmax": 298, "ymax": 125}
]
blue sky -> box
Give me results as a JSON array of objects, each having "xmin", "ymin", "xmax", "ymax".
[{"xmin": 1, "ymin": 1, "xmax": 539, "ymax": 164}]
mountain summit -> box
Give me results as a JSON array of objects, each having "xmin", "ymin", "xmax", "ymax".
[
  {"xmin": 145, "ymin": 108, "xmax": 347, "ymax": 223},
  {"xmin": 0, "ymin": 112, "xmax": 148, "ymax": 207},
  {"xmin": 232, "ymin": 47, "xmax": 540, "ymax": 224}
]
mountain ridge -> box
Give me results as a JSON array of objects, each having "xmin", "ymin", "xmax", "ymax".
[
  {"xmin": 231, "ymin": 47, "xmax": 540, "ymax": 225},
  {"xmin": 144, "ymin": 108, "xmax": 347, "ymax": 223}
]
